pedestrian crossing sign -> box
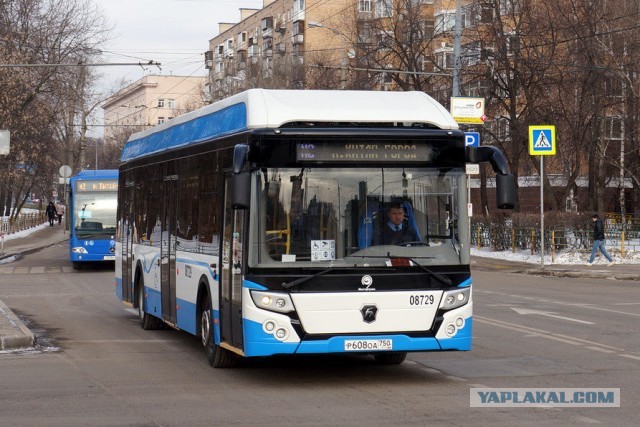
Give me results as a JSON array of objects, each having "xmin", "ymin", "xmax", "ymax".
[{"xmin": 529, "ymin": 125, "xmax": 556, "ymax": 155}]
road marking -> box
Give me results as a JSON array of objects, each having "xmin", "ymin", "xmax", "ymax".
[
  {"xmin": 0, "ymin": 266, "xmax": 77, "ymax": 274},
  {"xmin": 510, "ymin": 307, "xmax": 595, "ymax": 325},
  {"xmin": 586, "ymin": 346, "xmax": 615, "ymax": 354},
  {"xmin": 612, "ymin": 302, "xmax": 640, "ymax": 306},
  {"xmin": 619, "ymin": 354, "xmax": 640, "ymax": 361},
  {"xmin": 476, "ymin": 315, "xmax": 627, "ymax": 353},
  {"xmin": 476, "ymin": 289, "xmax": 640, "ymax": 318}
]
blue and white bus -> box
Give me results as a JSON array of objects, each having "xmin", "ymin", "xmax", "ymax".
[
  {"xmin": 115, "ymin": 90, "xmax": 515, "ymax": 367},
  {"xmin": 68, "ymin": 170, "xmax": 118, "ymax": 269}
]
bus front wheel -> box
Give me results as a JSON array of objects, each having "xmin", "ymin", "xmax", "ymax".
[
  {"xmin": 201, "ymin": 295, "xmax": 236, "ymax": 368},
  {"xmin": 374, "ymin": 352, "xmax": 407, "ymax": 365}
]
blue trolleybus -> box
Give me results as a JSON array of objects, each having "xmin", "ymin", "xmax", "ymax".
[
  {"xmin": 115, "ymin": 90, "xmax": 515, "ymax": 367},
  {"xmin": 68, "ymin": 170, "xmax": 118, "ymax": 269}
]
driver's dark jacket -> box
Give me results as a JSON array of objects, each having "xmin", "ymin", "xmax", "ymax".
[{"xmin": 373, "ymin": 222, "xmax": 420, "ymax": 245}]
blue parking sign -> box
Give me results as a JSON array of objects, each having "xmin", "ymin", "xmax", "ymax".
[{"xmin": 465, "ymin": 132, "xmax": 480, "ymax": 148}]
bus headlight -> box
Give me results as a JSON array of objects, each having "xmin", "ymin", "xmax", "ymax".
[
  {"xmin": 72, "ymin": 247, "xmax": 88, "ymax": 254},
  {"xmin": 251, "ymin": 291, "xmax": 295, "ymax": 313},
  {"xmin": 439, "ymin": 288, "xmax": 470, "ymax": 311}
]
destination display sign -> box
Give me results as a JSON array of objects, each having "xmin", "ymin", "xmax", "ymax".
[
  {"xmin": 296, "ymin": 142, "xmax": 433, "ymax": 162},
  {"xmin": 75, "ymin": 180, "xmax": 118, "ymax": 192}
]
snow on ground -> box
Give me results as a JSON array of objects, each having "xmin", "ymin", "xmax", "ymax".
[
  {"xmin": 471, "ymin": 247, "xmax": 640, "ymax": 265},
  {"xmin": 1, "ymin": 222, "xmax": 49, "ymax": 241}
]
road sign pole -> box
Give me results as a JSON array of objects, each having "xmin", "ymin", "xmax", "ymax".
[{"xmin": 540, "ymin": 156, "xmax": 544, "ymax": 269}]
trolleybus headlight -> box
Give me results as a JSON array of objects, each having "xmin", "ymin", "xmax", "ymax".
[
  {"xmin": 439, "ymin": 288, "xmax": 470, "ymax": 311},
  {"xmin": 446, "ymin": 324, "xmax": 456, "ymax": 336},
  {"xmin": 251, "ymin": 291, "xmax": 295, "ymax": 313},
  {"xmin": 455, "ymin": 317, "xmax": 465, "ymax": 328},
  {"xmin": 72, "ymin": 247, "xmax": 88, "ymax": 254}
]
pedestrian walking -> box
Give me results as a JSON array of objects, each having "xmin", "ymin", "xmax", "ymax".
[
  {"xmin": 56, "ymin": 201, "xmax": 65, "ymax": 225},
  {"xmin": 45, "ymin": 201, "xmax": 58, "ymax": 227},
  {"xmin": 587, "ymin": 214, "xmax": 614, "ymax": 266}
]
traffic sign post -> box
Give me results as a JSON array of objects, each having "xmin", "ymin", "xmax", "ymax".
[
  {"xmin": 529, "ymin": 125, "xmax": 556, "ymax": 269},
  {"xmin": 464, "ymin": 132, "xmax": 481, "ymax": 220}
]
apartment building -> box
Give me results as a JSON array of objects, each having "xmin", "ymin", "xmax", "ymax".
[
  {"xmin": 102, "ymin": 75, "xmax": 207, "ymax": 144},
  {"xmin": 205, "ymin": 0, "xmax": 438, "ymax": 100}
]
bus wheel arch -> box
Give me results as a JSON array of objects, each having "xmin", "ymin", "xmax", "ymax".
[
  {"xmin": 136, "ymin": 263, "xmax": 162, "ymax": 330},
  {"xmin": 198, "ymin": 277, "xmax": 237, "ymax": 368}
]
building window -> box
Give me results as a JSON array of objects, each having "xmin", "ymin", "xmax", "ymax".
[
  {"xmin": 495, "ymin": 117, "xmax": 510, "ymax": 141},
  {"xmin": 506, "ymin": 33, "xmax": 519, "ymax": 55},
  {"xmin": 435, "ymin": 48, "xmax": 454, "ymax": 69},
  {"xmin": 435, "ymin": 10, "xmax": 455, "ymax": 34},
  {"xmin": 359, "ymin": 0, "xmax": 372, "ymax": 12},
  {"xmin": 604, "ymin": 116, "xmax": 623, "ymax": 141},
  {"xmin": 167, "ymin": 99, "xmax": 176, "ymax": 108},
  {"xmin": 463, "ymin": 41, "xmax": 481, "ymax": 66},
  {"xmin": 375, "ymin": 0, "xmax": 394, "ymax": 18},
  {"xmin": 157, "ymin": 99, "xmax": 165, "ymax": 108},
  {"xmin": 158, "ymin": 117, "xmax": 165, "ymax": 125}
]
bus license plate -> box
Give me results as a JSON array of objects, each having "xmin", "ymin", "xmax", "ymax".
[
  {"xmin": 344, "ymin": 339, "xmax": 392, "ymax": 351},
  {"xmin": 103, "ymin": 255, "xmax": 116, "ymax": 260}
]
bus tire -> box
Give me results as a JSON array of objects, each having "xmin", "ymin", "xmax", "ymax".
[
  {"xmin": 374, "ymin": 352, "xmax": 407, "ymax": 365},
  {"xmin": 72, "ymin": 262, "xmax": 83, "ymax": 270},
  {"xmin": 201, "ymin": 294, "xmax": 236, "ymax": 368},
  {"xmin": 138, "ymin": 275, "xmax": 162, "ymax": 330}
]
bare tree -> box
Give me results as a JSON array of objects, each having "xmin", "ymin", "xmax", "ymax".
[{"xmin": 0, "ymin": 0, "xmax": 110, "ymax": 217}]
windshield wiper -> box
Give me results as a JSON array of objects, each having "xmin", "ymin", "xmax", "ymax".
[
  {"xmin": 281, "ymin": 267, "xmax": 336, "ymax": 289},
  {"xmin": 391, "ymin": 255, "xmax": 452, "ymax": 286}
]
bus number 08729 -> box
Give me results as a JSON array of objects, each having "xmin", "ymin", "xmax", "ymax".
[{"xmin": 409, "ymin": 294, "xmax": 434, "ymax": 306}]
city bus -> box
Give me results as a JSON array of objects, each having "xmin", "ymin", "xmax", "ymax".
[
  {"xmin": 115, "ymin": 89, "xmax": 515, "ymax": 368},
  {"xmin": 68, "ymin": 170, "xmax": 118, "ymax": 269}
]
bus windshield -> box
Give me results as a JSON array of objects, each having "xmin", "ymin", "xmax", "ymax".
[
  {"xmin": 254, "ymin": 168, "xmax": 469, "ymax": 268},
  {"xmin": 74, "ymin": 192, "xmax": 118, "ymax": 236}
]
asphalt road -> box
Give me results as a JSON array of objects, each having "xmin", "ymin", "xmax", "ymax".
[{"xmin": 0, "ymin": 242, "xmax": 638, "ymax": 426}]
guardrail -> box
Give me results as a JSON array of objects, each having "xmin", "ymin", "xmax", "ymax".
[
  {"xmin": 471, "ymin": 224, "xmax": 639, "ymax": 261},
  {"xmin": 0, "ymin": 212, "xmax": 47, "ymax": 236}
]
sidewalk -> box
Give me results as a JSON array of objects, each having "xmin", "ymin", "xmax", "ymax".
[
  {"xmin": 471, "ymin": 255, "xmax": 640, "ymax": 281},
  {"xmin": 1, "ymin": 222, "xmax": 68, "ymax": 262},
  {"xmin": 0, "ymin": 224, "xmax": 68, "ymax": 351}
]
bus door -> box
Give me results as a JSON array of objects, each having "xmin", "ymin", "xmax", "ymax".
[
  {"xmin": 220, "ymin": 177, "xmax": 245, "ymax": 350},
  {"xmin": 121, "ymin": 180, "xmax": 135, "ymax": 303},
  {"xmin": 161, "ymin": 175, "xmax": 178, "ymax": 323}
]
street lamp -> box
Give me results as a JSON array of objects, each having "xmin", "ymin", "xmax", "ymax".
[
  {"xmin": 231, "ymin": 75, "xmax": 255, "ymax": 88},
  {"xmin": 307, "ymin": 21, "xmax": 347, "ymax": 89}
]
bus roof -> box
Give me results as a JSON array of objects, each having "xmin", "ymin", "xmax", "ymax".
[
  {"xmin": 121, "ymin": 89, "xmax": 459, "ymax": 162},
  {"xmin": 70, "ymin": 170, "xmax": 119, "ymax": 179}
]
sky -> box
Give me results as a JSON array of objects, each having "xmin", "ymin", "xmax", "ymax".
[
  {"xmin": 90, "ymin": 0, "xmax": 263, "ymax": 135},
  {"xmin": 93, "ymin": 0, "xmax": 263, "ymax": 88}
]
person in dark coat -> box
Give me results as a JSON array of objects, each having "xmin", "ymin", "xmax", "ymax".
[
  {"xmin": 588, "ymin": 214, "xmax": 614, "ymax": 265},
  {"xmin": 373, "ymin": 202, "xmax": 420, "ymax": 246},
  {"xmin": 45, "ymin": 202, "xmax": 58, "ymax": 227}
]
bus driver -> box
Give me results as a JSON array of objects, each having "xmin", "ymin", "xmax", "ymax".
[{"xmin": 373, "ymin": 202, "xmax": 420, "ymax": 246}]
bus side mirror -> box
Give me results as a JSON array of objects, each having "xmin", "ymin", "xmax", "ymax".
[
  {"xmin": 496, "ymin": 173, "xmax": 516, "ymax": 209},
  {"xmin": 231, "ymin": 172, "xmax": 250, "ymax": 209}
]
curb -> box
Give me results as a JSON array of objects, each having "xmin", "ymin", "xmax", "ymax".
[
  {"xmin": 526, "ymin": 269, "xmax": 640, "ymax": 281},
  {"xmin": 0, "ymin": 300, "xmax": 35, "ymax": 350}
]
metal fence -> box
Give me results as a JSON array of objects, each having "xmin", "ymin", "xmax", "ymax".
[
  {"xmin": 0, "ymin": 212, "xmax": 47, "ymax": 236},
  {"xmin": 471, "ymin": 224, "xmax": 640, "ymax": 258}
]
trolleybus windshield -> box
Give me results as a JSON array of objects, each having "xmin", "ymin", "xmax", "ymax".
[{"xmin": 255, "ymin": 168, "xmax": 468, "ymax": 268}]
